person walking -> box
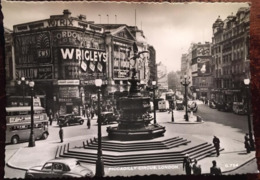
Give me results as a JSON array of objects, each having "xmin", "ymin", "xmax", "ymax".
[
  {"xmin": 48, "ymin": 109, "xmax": 53, "ymax": 126},
  {"xmin": 213, "ymin": 136, "xmax": 220, "ymax": 156},
  {"xmin": 183, "ymin": 154, "xmax": 192, "ymax": 175},
  {"xmin": 244, "ymin": 133, "xmax": 251, "ymax": 153},
  {"xmin": 192, "ymin": 159, "xmax": 201, "ymax": 175},
  {"xmin": 210, "ymin": 160, "xmax": 222, "ymax": 175},
  {"xmin": 82, "ymin": 105, "xmax": 86, "ymax": 118},
  {"xmin": 59, "ymin": 125, "xmax": 64, "ymax": 143},
  {"xmin": 86, "ymin": 106, "xmax": 91, "ymax": 129},
  {"xmin": 90, "ymin": 106, "xmax": 95, "ymax": 119}
]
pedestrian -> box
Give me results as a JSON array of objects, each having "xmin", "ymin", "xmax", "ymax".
[
  {"xmin": 210, "ymin": 160, "xmax": 222, "ymax": 175},
  {"xmin": 48, "ymin": 109, "xmax": 53, "ymax": 126},
  {"xmin": 55, "ymin": 111, "xmax": 60, "ymax": 125},
  {"xmin": 59, "ymin": 125, "xmax": 64, "ymax": 143},
  {"xmin": 213, "ymin": 136, "xmax": 220, "ymax": 156},
  {"xmin": 244, "ymin": 133, "xmax": 251, "ymax": 153},
  {"xmin": 192, "ymin": 159, "xmax": 201, "ymax": 175},
  {"xmin": 86, "ymin": 107, "xmax": 91, "ymax": 129},
  {"xmin": 90, "ymin": 106, "xmax": 95, "ymax": 119},
  {"xmin": 183, "ymin": 154, "xmax": 192, "ymax": 175},
  {"xmin": 82, "ymin": 106, "xmax": 86, "ymax": 117}
]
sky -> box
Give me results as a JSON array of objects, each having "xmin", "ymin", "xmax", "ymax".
[{"xmin": 2, "ymin": 1, "xmax": 250, "ymax": 72}]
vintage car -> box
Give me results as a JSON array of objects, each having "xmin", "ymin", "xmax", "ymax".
[
  {"xmin": 176, "ymin": 100, "xmax": 184, "ymax": 110},
  {"xmin": 233, "ymin": 102, "xmax": 247, "ymax": 115},
  {"xmin": 24, "ymin": 158, "xmax": 94, "ymax": 178},
  {"xmin": 58, "ymin": 114, "xmax": 84, "ymax": 127},
  {"xmin": 209, "ymin": 100, "xmax": 217, "ymax": 109},
  {"xmin": 98, "ymin": 111, "xmax": 119, "ymax": 125},
  {"xmin": 187, "ymin": 101, "xmax": 198, "ymax": 113},
  {"xmin": 158, "ymin": 100, "xmax": 170, "ymax": 112},
  {"xmin": 216, "ymin": 101, "xmax": 233, "ymax": 112}
]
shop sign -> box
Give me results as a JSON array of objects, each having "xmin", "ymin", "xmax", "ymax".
[
  {"xmin": 82, "ymin": 79, "xmax": 108, "ymax": 85},
  {"xmin": 14, "ymin": 32, "xmax": 51, "ymax": 65},
  {"xmin": 47, "ymin": 18, "xmax": 74, "ymax": 27},
  {"xmin": 53, "ymin": 30, "xmax": 105, "ymax": 48},
  {"xmin": 57, "ymin": 80, "xmax": 80, "ymax": 85},
  {"xmin": 16, "ymin": 66, "xmax": 53, "ymax": 79},
  {"xmin": 59, "ymin": 98, "xmax": 73, "ymax": 103},
  {"xmin": 59, "ymin": 86, "xmax": 79, "ymax": 98}
]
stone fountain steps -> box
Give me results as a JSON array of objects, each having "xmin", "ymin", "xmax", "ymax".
[
  {"xmin": 83, "ymin": 137, "xmax": 190, "ymax": 152},
  {"xmin": 56, "ymin": 142, "xmax": 224, "ymax": 167}
]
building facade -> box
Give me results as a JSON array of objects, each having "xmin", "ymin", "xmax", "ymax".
[
  {"xmin": 211, "ymin": 7, "xmax": 250, "ymax": 104},
  {"xmin": 6, "ymin": 9, "xmax": 154, "ymax": 115}
]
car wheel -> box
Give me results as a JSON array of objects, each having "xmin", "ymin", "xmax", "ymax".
[
  {"xmin": 80, "ymin": 120, "xmax": 84, "ymax": 125},
  {"xmin": 25, "ymin": 174, "xmax": 34, "ymax": 179},
  {"xmin": 41, "ymin": 132, "xmax": 48, "ymax": 140},
  {"xmin": 11, "ymin": 136, "xmax": 19, "ymax": 144}
]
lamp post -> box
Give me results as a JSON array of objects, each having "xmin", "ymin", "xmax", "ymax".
[
  {"xmin": 244, "ymin": 78, "xmax": 255, "ymax": 150},
  {"xmin": 28, "ymin": 80, "xmax": 35, "ymax": 147},
  {"xmin": 181, "ymin": 75, "xmax": 190, "ymax": 121},
  {"xmin": 152, "ymin": 81, "xmax": 157, "ymax": 124},
  {"xmin": 17, "ymin": 77, "xmax": 29, "ymax": 106},
  {"xmin": 95, "ymin": 78, "xmax": 104, "ymax": 177}
]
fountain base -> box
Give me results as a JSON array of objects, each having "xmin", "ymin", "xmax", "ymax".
[{"xmin": 107, "ymin": 124, "xmax": 166, "ymax": 140}]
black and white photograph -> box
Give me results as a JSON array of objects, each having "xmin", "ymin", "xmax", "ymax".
[{"xmin": 2, "ymin": 0, "xmax": 257, "ymax": 178}]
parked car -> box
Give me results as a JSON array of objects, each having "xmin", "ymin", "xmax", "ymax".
[
  {"xmin": 98, "ymin": 112, "xmax": 119, "ymax": 125},
  {"xmin": 158, "ymin": 100, "xmax": 170, "ymax": 112},
  {"xmin": 187, "ymin": 101, "xmax": 198, "ymax": 113},
  {"xmin": 217, "ymin": 102, "xmax": 233, "ymax": 112},
  {"xmin": 233, "ymin": 102, "xmax": 247, "ymax": 115},
  {"xmin": 25, "ymin": 158, "xmax": 93, "ymax": 178},
  {"xmin": 209, "ymin": 100, "xmax": 217, "ymax": 109},
  {"xmin": 176, "ymin": 100, "xmax": 184, "ymax": 110},
  {"xmin": 58, "ymin": 114, "xmax": 84, "ymax": 127}
]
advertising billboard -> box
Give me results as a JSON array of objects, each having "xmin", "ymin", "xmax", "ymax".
[{"xmin": 157, "ymin": 63, "xmax": 168, "ymax": 90}]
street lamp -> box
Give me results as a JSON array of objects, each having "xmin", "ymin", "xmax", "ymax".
[
  {"xmin": 152, "ymin": 81, "xmax": 157, "ymax": 124},
  {"xmin": 28, "ymin": 80, "xmax": 35, "ymax": 147},
  {"xmin": 244, "ymin": 78, "xmax": 255, "ymax": 150},
  {"xmin": 181, "ymin": 75, "xmax": 190, "ymax": 121},
  {"xmin": 17, "ymin": 77, "xmax": 29, "ymax": 106},
  {"xmin": 95, "ymin": 78, "xmax": 104, "ymax": 177}
]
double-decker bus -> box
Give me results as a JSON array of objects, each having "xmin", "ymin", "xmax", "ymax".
[{"xmin": 6, "ymin": 106, "xmax": 49, "ymax": 144}]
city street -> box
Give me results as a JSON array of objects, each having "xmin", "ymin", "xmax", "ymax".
[{"xmin": 4, "ymin": 101, "xmax": 257, "ymax": 178}]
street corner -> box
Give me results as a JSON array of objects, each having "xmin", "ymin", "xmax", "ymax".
[{"xmin": 7, "ymin": 144, "xmax": 58, "ymax": 171}]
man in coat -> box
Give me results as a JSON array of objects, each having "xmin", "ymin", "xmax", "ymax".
[
  {"xmin": 183, "ymin": 154, "xmax": 192, "ymax": 175},
  {"xmin": 210, "ymin": 160, "xmax": 222, "ymax": 175},
  {"xmin": 59, "ymin": 125, "xmax": 64, "ymax": 143},
  {"xmin": 213, "ymin": 136, "xmax": 220, "ymax": 156}
]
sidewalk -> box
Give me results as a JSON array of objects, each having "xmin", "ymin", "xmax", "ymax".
[{"xmin": 6, "ymin": 131, "xmax": 256, "ymax": 176}]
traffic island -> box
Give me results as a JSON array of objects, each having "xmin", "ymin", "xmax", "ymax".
[{"xmin": 169, "ymin": 112, "xmax": 204, "ymax": 124}]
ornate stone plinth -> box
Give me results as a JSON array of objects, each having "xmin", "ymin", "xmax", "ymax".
[{"xmin": 107, "ymin": 68, "xmax": 165, "ymax": 140}]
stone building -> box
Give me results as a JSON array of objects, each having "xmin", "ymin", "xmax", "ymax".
[
  {"xmin": 211, "ymin": 7, "xmax": 250, "ymax": 104},
  {"xmin": 5, "ymin": 9, "xmax": 154, "ymax": 115}
]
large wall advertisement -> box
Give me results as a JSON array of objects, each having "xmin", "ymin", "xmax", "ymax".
[
  {"xmin": 113, "ymin": 43, "xmax": 131, "ymax": 79},
  {"xmin": 58, "ymin": 47, "xmax": 107, "ymax": 80},
  {"xmin": 14, "ymin": 31, "xmax": 51, "ymax": 65},
  {"xmin": 157, "ymin": 63, "xmax": 168, "ymax": 90},
  {"xmin": 52, "ymin": 30, "xmax": 107, "ymax": 82},
  {"xmin": 14, "ymin": 31, "xmax": 53, "ymax": 79}
]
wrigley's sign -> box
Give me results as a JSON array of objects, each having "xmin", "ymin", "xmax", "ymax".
[{"xmin": 60, "ymin": 48, "xmax": 107, "ymax": 62}]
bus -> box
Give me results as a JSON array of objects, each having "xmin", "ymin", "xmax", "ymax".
[{"xmin": 6, "ymin": 106, "xmax": 49, "ymax": 144}]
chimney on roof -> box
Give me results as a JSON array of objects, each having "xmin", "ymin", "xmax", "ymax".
[
  {"xmin": 63, "ymin": 9, "xmax": 71, "ymax": 18},
  {"xmin": 78, "ymin": 15, "xmax": 86, "ymax": 21}
]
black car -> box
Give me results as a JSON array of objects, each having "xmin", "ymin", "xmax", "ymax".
[
  {"xmin": 58, "ymin": 114, "xmax": 84, "ymax": 126},
  {"xmin": 98, "ymin": 112, "xmax": 119, "ymax": 125},
  {"xmin": 216, "ymin": 102, "xmax": 232, "ymax": 112}
]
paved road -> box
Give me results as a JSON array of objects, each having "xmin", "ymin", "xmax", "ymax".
[{"xmin": 4, "ymin": 103, "xmax": 257, "ymax": 178}]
